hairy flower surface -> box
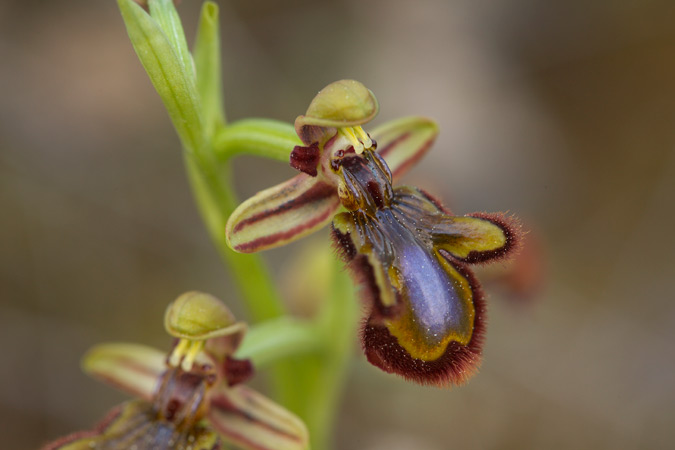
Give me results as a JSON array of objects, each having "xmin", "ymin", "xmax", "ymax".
[
  {"xmin": 43, "ymin": 292, "xmax": 308, "ymax": 450},
  {"xmin": 226, "ymin": 80, "xmax": 521, "ymax": 386}
]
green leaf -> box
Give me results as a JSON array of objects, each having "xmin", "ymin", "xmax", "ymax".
[
  {"xmin": 213, "ymin": 118, "xmax": 301, "ymax": 161},
  {"xmin": 194, "ymin": 1, "xmax": 226, "ymax": 135},
  {"xmin": 148, "ymin": 0, "xmax": 194, "ymax": 78},
  {"xmin": 118, "ymin": 0, "xmax": 203, "ymax": 153},
  {"xmin": 184, "ymin": 155, "xmax": 286, "ymax": 321}
]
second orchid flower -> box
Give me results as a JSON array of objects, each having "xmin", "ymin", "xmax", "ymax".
[{"xmin": 43, "ymin": 292, "xmax": 308, "ymax": 450}]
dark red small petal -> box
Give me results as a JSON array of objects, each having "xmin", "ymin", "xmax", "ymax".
[
  {"xmin": 208, "ymin": 385, "xmax": 309, "ymax": 449},
  {"xmin": 223, "ymin": 356, "xmax": 254, "ymax": 387},
  {"xmin": 362, "ymin": 263, "xmax": 486, "ymax": 387},
  {"xmin": 290, "ymin": 143, "xmax": 320, "ymax": 176}
]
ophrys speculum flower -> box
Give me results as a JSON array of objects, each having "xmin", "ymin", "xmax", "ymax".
[
  {"xmin": 332, "ymin": 154, "xmax": 517, "ymax": 385},
  {"xmin": 226, "ymin": 80, "xmax": 521, "ymax": 386},
  {"xmin": 43, "ymin": 292, "xmax": 308, "ymax": 450}
]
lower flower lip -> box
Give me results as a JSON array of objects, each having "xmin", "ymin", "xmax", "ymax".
[{"xmin": 328, "ymin": 151, "xmax": 519, "ymax": 385}]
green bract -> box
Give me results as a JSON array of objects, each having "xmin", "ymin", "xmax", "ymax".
[{"xmin": 297, "ymin": 80, "xmax": 379, "ymax": 129}]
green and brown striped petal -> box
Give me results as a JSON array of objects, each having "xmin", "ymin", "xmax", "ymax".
[
  {"xmin": 82, "ymin": 343, "xmax": 166, "ymax": 401},
  {"xmin": 226, "ymin": 173, "xmax": 340, "ymax": 253},
  {"xmin": 371, "ymin": 116, "xmax": 439, "ymax": 179},
  {"xmin": 208, "ymin": 384, "xmax": 309, "ymax": 450}
]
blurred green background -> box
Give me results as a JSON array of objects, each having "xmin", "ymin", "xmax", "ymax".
[{"xmin": 2, "ymin": 0, "xmax": 675, "ymax": 448}]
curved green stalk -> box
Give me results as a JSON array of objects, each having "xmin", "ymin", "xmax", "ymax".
[
  {"xmin": 213, "ymin": 118, "xmax": 301, "ymax": 162},
  {"xmin": 184, "ymin": 154, "xmax": 285, "ymax": 321},
  {"xmin": 237, "ymin": 317, "xmax": 320, "ymax": 367}
]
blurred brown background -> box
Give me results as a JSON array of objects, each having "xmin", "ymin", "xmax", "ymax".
[{"xmin": 2, "ymin": 0, "xmax": 675, "ymax": 448}]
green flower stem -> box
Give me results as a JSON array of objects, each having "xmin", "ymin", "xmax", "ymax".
[
  {"xmin": 120, "ymin": 0, "xmax": 282, "ymax": 322},
  {"xmin": 213, "ymin": 118, "xmax": 301, "ymax": 162},
  {"xmin": 188, "ymin": 3, "xmax": 313, "ymax": 426},
  {"xmin": 300, "ymin": 256, "xmax": 359, "ymax": 450},
  {"xmin": 212, "ymin": 115, "xmax": 357, "ymax": 448},
  {"xmin": 120, "ymin": 0, "xmax": 283, "ymax": 322},
  {"xmin": 237, "ymin": 317, "xmax": 320, "ymax": 368},
  {"xmin": 185, "ymin": 126, "xmax": 310, "ymax": 439},
  {"xmin": 119, "ymin": 1, "xmax": 357, "ymax": 446},
  {"xmin": 184, "ymin": 154, "xmax": 285, "ymax": 321}
]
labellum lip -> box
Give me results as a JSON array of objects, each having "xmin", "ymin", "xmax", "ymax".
[
  {"xmin": 329, "ymin": 151, "xmax": 518, "ymax": 386},
  {"xmin": 384, "ymin": 242, "xmax": 475, "ymax": 354},
  {"xmin": 362, "ymin": 263, "xmax": 486, "ymax": 387},
  {"xmin": 333, "ymin": 210, "xmax": 484, "ymax": 386},
  {"xmin": 355, "ymin": 228, "xmax": 487, "ymax": 386}
]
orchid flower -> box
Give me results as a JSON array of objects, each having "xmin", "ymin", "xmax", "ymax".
[
  {"xmin": 226, "ymin": 80, "xmax": 521, "ymax": 387},
  {"xmin": 43, "ymin": 292, "xmax": 309, "ymax": 450}
]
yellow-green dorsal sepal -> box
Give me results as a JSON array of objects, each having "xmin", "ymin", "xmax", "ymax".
[
  {"xmin": 164, "ymin": 291, "xmax": 246, "ymax": 340},
  {"xmin": 295, "ymin": 80, "xmax": 379, "ymax": 145}
]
